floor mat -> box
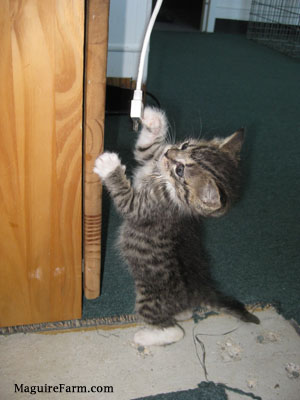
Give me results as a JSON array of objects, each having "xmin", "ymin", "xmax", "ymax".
[
  {"xmin": 133, "ymin": 382, "xmax": 228, "ymax": 400},
  {"xmin": 1, "ymin": 310, "xmax": 299, "ymax": 399},
  {"xmin": 133, "ymin": 381, "xmax": 265, "ymax": 400}
]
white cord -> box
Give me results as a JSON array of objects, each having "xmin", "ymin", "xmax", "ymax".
[
  {"xmin": 136, "ymin": 0, "xmax": 163, "ymax": 92},
  {"xmin": 130, "ymin": 0, "xmax": 164, "ymax": 130}
]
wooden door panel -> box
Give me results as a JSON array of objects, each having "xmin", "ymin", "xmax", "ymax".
[{"xmin": 0, "ymin": 0, "xmax": 84, "ymax": 327}]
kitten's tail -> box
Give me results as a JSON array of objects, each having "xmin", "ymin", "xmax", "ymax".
[{"xmin": 206, "ymin": 290, "xmax": 260, "ymax": 324}]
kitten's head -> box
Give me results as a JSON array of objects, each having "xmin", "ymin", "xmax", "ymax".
[{"xmin": 160, "ymin": 129, "xmax": 244, "ymax": 217}]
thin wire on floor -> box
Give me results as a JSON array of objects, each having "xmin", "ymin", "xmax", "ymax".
[{"xmin": 192, "ymin": 311, "xmax": 263, "ymax": 400}]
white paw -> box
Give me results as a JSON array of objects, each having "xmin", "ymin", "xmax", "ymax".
[
  {"xmin": 141, "ymin": 107, "xmax": 167, "ymax": 135},
  {"xmin": 134, "ymin": 326, "xmax": 184, "ymax": 346},
  {"xmin": 136, "ymin": 107, "xmax": 168, "ymax": 149},
  {"xmin": 93, "ymin": 152, "xmax": 122, "ymax": 180}
]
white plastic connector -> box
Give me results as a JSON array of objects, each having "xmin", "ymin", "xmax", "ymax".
[
  {"xmin": 130, "ymin": 89, "xmax": 144, "ymax": 119},
  {"xmin": 130, "ymin": 89, "xmax": 144, "ymax": 132}
]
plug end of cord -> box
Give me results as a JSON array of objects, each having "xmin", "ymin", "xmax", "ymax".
[
  {"xmin": 132, "ymin": 118, "xmax": 140, "ymax": 132},
  {"xmin": 130, "ymin": 90, "xmax": 144, "ymax": 132}
]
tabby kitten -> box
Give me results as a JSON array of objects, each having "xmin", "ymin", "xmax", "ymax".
[{"xmin": 94, "ymin": 107, "xmax": 259, "ymax": 346}]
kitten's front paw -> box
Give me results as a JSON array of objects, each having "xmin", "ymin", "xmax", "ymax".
[
  {"xmin": 93, "ymin": 152, "xmax": 123, "ymax": 180},
  {"xmin": 141, "ymin": 107, "xmax": 168, "ymax": 136}
]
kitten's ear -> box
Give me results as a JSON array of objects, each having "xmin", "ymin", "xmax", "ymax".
[
  {"xmin": 219, "ymin": 128, "xmax": 244, "ymax": 155},
  {"xmin": 197, "ymin": 178, "xmax": 221, "ymax": 211}
]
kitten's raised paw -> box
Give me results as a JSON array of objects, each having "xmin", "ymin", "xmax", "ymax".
[
  {"xmin": 93, "ymin": 152, "xmax": 123, "ymax": 180},
  {"xmin": 141, "ymin": 107, "xmax": 168, "ymax": 136},
  {"xmin": 134, "ymin": 326, "xmax": 184, "ymax": 346}
]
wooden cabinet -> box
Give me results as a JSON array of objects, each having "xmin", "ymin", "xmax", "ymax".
[{"xmin": 0, "ymin": 0, "xmax": 109, "ymax": 328}]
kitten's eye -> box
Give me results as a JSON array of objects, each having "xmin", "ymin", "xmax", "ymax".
[
  {"xmin": 181, "ymin": 142, "xmax": 189, "ymax": 150},
  {"xmin": 175, "ymin": 163, "xmax": 185, "ymax": 177}
]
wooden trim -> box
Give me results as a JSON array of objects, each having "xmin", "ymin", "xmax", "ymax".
[
  {"xmin": 106, "ymin": 77, "xmax": 136, "ymax": 90},
  {"xmin": 83, "ymin": 0, "xmax": 110, "ymax": 299}
]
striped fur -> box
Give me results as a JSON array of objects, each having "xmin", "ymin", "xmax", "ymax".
[{"xmin": 95, "ymin": 107, "xmax": 259, "ymax": 333}]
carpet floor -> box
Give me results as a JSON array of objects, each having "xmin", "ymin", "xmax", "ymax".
[
  {"xmin": 83, "ymin": 31, "xmax": 300, "ymax": 325},
  {"xmin": 1, "ymin": 309, "xmax": 299, "ymax": 400}
]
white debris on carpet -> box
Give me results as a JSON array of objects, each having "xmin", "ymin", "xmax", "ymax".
[{"xmin": 0, "ymin": 308, "xmax": 299, "ymax": 400}]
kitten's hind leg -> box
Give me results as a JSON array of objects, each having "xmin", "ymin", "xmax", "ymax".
[
  {"xmin": 134, "ymin": 107, "xmax": 169, "ymax": 163},
  {"xmin": 134, "ymin": 325, "xmax": 184, "ymax": 346},
  {"xmin": 134, "ymin": 295, "xmax": 185, "ymax": 346},
  {"xmin": 134, "ymin": 309, "xmax": 191, "ymax": 346}
]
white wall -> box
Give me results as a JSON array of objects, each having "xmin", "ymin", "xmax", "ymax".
[
  {"xmin": 202, "ymin": 0, "xmax": 299, "ymax": 33},
  {"xmin": 203, "ymin": 0, "xmax": 252, "ymax": 32},
  {"xmin": 107, "ymin": 0, "xmax": 152, "ymax": 81}
]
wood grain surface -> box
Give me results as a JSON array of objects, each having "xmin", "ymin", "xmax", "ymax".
[
  {"xmin": 0, "ymin": 0, "xmax": 84, "ymax": 327},
  {"xmin": 83, "ymin": 0, "xmax": 109, "ymax": 299}
]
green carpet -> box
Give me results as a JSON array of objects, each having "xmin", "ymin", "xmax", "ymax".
[
  {"xmin": 133, "ymin": 382, "xmax": 228, "ymax": 400},
  {"xmin": 83, "ymin": 32, "xmax": 300, "ymax": 325},
  {"xmin": 133, "ymin": 381, "xmax": 263, "ymax": 400}
]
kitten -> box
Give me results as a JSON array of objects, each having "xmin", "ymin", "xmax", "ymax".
[{"xmin": 94, "ymin": 107, "xmax": 259, "ymax": 346}]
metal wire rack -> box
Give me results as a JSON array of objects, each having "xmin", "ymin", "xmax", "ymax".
[{"xmin": 247, "ymin": 0, "xmax": 300, "ymax": 58}]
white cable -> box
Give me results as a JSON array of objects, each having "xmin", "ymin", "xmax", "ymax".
[
  {"xmin": 136, "ymin": 0, "xmax": 163, "ymax": 92},
  {"xmin": 131, "ymin": 0, "xmax": 164, "ymax": 130}
]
